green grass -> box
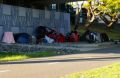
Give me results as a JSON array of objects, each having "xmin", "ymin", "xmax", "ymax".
[
  {"xmin": 72, "ymin": 25, "xmax": 120, "ymax": 39},
  {"xmin": 0, "ymin": 52, "xmax": 56, "ymax": 62},
  {"xmin": 61, "ymin": 62, "xmax": 120, "ymax": 78}
]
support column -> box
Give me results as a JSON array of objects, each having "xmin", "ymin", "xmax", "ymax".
[{"xmin": 0, "ymin": 0, "xmax": 3, "ymax": 4}]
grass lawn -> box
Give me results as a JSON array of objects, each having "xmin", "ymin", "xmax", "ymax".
[
  {"xmin": 61, "ymin": 62, "xmax": 120, "ymax": 78},
  {"xmin": 72, "ymin": 25, "xmax": 120, "ymax": 39},
  {"xmin": 0, "ymin": 51, "xmax": 56, "ymax": 62}
]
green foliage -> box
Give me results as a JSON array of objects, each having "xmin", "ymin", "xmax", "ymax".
[
  {"xmin": 82, "ymin": 0, "xmax": 120, "ymax": 28},
  {"xmin": 62, "ymin": 62, "xmax": 120, "ymax": 78},
  {"xmin": 86, "ymin": 0, "xmax": 120, "ymax": 14},
  {"xmin": 99, "ymin": 0, "xmax": 120, "ymax": 14}
]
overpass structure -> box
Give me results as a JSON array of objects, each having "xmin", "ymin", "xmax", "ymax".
[
  {"xmin": 1, "ymin": 0, "xmax": 82, "ymax": 39},
  {"xmin": 1, "ymin": 0, "xmax": 86, "ymax": 9}
]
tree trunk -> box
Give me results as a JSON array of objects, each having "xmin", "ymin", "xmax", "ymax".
[
  {"xmin": 83, "ymin": 1, "xmax": 96, "ymax": 29},
  {"xmin": 100, "ymin": 14, "xmax": 118, "ymax": 29}
]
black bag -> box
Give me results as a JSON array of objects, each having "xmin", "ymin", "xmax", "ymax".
[
  {"xmin": 100, "ymin": 33, "xmax": 109, "ymax": 42},
  {"xmin": 87, "ymin": 33, "xmax": 96, "ymax": 43}
]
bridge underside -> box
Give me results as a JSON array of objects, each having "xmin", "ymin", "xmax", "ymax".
[{"xmin": 1, "ymin": 0, "xmax": 86, "ymax": 9}]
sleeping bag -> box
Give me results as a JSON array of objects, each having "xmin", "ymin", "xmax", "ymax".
[{"xmin": 14, "ymin": 33, "xmax": 31, "ymax": 44}]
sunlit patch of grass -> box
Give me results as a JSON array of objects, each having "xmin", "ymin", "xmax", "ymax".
[
  {"xmin": 0, "ymin": 55, "xmax": 29, "ymax": 62},
  {"xmin": 61, "ymin": 63, "xmax": 120, "ymax": 78},
  {"xmin": 0, "ymin": 51, "xmax": 56, "ymax": 62}
]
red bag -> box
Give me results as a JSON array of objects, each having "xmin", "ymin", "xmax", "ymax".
[
  {"xmin": 56, "ymin": 34, "xmax": 65, "ymax": 43},
  {"xmin": 48, "ymin": 34, "xmax": 57, "ymax": 40},
  {"xmin": 69, "ymin": 32, "xmax": 79, "ymax": 42}
]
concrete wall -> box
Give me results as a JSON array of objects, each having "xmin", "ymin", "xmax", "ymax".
[{"xmin": 0, "ymin": 4, "xmax": 71, "ymax": 40}]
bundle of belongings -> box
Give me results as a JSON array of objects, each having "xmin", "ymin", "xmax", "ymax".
[
  {"xmin": 66, "ymin": 31, "xmax": 80, "ymax": 42},
  {"xmin": 35, "ymin": 26, "xmax": 66, "ymax": 44},
  {"xmin": 2, "ymin": 32, "xmax": 15, "ymax": 44},
  {"xmin": 47, "ymin": 31, "xmax": 65, "ymax": 43},
  {"xmin": 14, "ymin": 33, "xmax": 32, "ymax": 44},
  {"xmin": 2, "ymin": 32, "xmax": 32, "ymax": 44},
  {"xmin": 100, "ymin": 33, "xmax": 109, "ymax": 42},
  {"xmin": 43, "ymin": 36, "xmax": 54, "ymax": 43},
  {"xmin": 80, "ymin": 29, "xmax": 109, "ymax": 43},
  {"xmin": 1, "ymin": 28, "xmax": 109, "ymax": 44}
]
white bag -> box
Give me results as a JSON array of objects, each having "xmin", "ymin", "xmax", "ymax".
[{"xmin": 45, "ymin": 36, "xmax": 54, "ymax": 43}]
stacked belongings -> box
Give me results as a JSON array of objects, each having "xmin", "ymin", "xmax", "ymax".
[
  {"xmin": 55, "ymin": 33, "xmax": 65, "ymax": 43},
  {"xmin": 36, "ymin": 26, "xmax": 55, "ymax": 43},
  {"xmin": 95, "ymin": 32, "xmax": 102, "ymax": 43},
  {"xmin": 14, "ymin": 33, "xmax": 31, "ymax": 44},
  {"xmin": 81, "ymin": 30, "xmax": 109, "ymax": 43},
  {"xmin": 87, "ymin": 32, "xmax": 96, "ymax": 43},
  {"xmin": 47, "ymin": 30, "xmax": 57, "ymax": 41},
  {"xmin": 67, "ymin": 31, "xmax": 80, "ymax": 42},
  {"xmin": 35, "ymin": 26, "xmax": 65, "ymax": 43},
  {"xmin": 35, "ymin": 26, "xmax": 48, "ymax": 44},
  {"xmin": 43, "ymin": 36, "xmax": 54, "ymax": 43},
  {"xmin": 80, "ymin": 30, "xmax": 96, "ymax": 43},
  {"xmin": 47, "ymin": 30, "xmax": 65, "ymax": 43},
  {"xmin": 100, "ymin": 33, "xmax": 109, "ymax": 42},
  {"xmin": 80, "ymin": 30, "xmax": 91, "ymax": 42}
]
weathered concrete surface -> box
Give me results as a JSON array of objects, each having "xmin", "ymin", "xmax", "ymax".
[
  {"xmin": 0, "ymin": 42, "xmax": 115, "ymax": 53},
  {"xmin": 0, "ymin": 46, "xmax": 120, "ymax": 78}
]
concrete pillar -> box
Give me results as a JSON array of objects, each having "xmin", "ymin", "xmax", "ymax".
[
  {"xmin": 56, "ymin": 0, "xmax": 60, "ymax": 11},
  {"xmin": 0, "ymin": 0, "xmax": 3, "ymax": 4}
]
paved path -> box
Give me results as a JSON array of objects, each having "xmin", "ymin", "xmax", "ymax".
[{"xmin": 0, "ymin": 46, "xmax": 120, "ymax": 78}]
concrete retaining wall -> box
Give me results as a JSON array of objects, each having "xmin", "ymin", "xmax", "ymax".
[{"xmin": 0, "ymin": 4, "xmax": 71, "ymax": 40}]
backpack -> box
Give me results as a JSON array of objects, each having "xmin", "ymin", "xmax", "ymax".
[{"xmin": 87, "ymin": 33, "xmax": 96, "ymax": 43}]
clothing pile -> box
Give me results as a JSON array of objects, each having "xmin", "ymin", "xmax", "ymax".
[
  {"xmin": 80, "ymin": 29, "xmax": 109, "ymax": 43},
  {"xmin": 66, "ymin": 31, "xmax": 80, "ymax": 42},
  {"xmin": 35, "ymin": 26, "xmax": 66, "ymax": 43}
]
